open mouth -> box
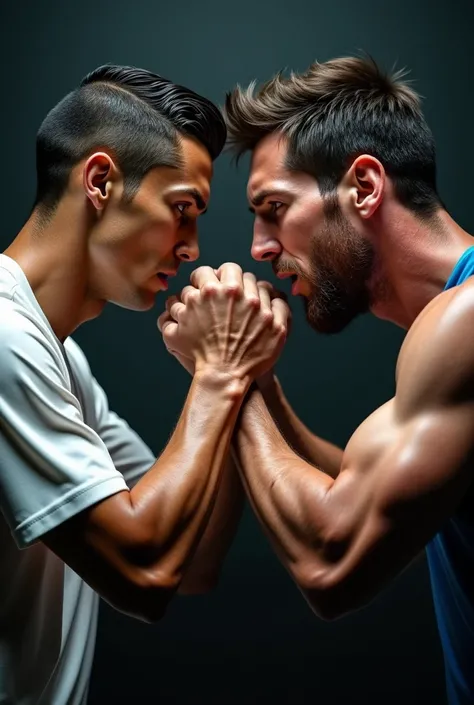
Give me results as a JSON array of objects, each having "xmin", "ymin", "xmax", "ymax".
[{"xmin": 156, "ymin": 273, "xmax": 170, "ymax": 290}]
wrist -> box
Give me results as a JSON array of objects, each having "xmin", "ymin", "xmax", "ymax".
[{"xmin": 193, "ymin": 365, "xmax": 251, "ymax": 401}]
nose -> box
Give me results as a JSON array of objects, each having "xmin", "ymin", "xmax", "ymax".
[
  {"xmin": 251, "ymin": 228, "xmax": 281, "ymax": 262},
  {"xmin": 175, "ymin": 237, "xmax": 200, "ymax": 263}
]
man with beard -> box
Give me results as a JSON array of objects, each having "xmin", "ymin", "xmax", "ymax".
[{"xmin": 159, "ymin": 57, "xmax": 474, "ymax": 705}]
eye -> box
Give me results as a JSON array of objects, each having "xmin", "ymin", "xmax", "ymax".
[
  {"xmin": 268, "ymin": 201, "xmax": 284, "ymax": 218},
  {"xmin": 270, "ymin": 201, "xmax": 283, "ymax": 212},
  {"xmin": 175, "ymin": 202, "xmax": 192, "ymax": 225}
]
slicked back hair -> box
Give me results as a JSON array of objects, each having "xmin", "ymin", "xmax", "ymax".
[{"xmin": 35, "ymin": 64, "xmax": 227, "ymax": 218}]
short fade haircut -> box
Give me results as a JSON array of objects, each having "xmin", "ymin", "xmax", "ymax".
[
  {"xmin": 224, "ymin": 56, "xmax": 441, "ymax": 217},
  {"xmin": 35, "ymin": 64, "xmax": 227, "ymax": 218}
]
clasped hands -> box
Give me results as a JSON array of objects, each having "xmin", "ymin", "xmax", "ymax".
[{"xmin": 157, "ymin": 263, "xmax": 291, "ymax": 384}]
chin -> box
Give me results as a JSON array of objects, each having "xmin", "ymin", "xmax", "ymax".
[
  {"xmin": 304, "ymin": 298, "xmax": 362, "ymax": 335},
  {"xmin": 306, "ymin": 313, "xmax": 355, "ymax": 335}
]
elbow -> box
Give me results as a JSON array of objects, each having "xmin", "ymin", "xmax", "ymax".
[
  {"xmin": 293, "ymin": 566, "xmax": 355, "ymax": 622},
  {"xmin": 138, "ymin": 571, "xmax": 181, "ymax": 623},
  {"xmin": 110, "ymin": 523, "xmax": 186, "ymax": 622},
  {"xmin": 119, "ymin": 567, "xmax": 182, "ymax": 624},
  {"xmin": 138, "ymin": 569, "xmax": 219, "ymax": 615},
  {"xmin": 105, "ymin": 537, "xmax": 183, "ymax": 622}
]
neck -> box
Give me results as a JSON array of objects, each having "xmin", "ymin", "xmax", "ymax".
[
  {"xmin": 4, "ymin": 198, "xmax": 105, "ymax": 341},
  {"xmin": 369, "ymin": 204, "xmax": 473, "ymax": 329}
]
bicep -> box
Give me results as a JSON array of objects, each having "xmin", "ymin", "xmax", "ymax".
[
  {"xmin": 316, "ymin": 401, "xmax": 474, "ymax": 610},
  {"xmin": 43, "ymin": 488, "xmax": 145, "ymax": 593}
]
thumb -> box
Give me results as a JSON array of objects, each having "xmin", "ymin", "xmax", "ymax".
[{"xmin": 161, "ymin": 319, "xmax": 179, "ymax": 347}]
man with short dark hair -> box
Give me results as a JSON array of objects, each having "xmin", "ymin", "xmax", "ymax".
[
  {"xmin": 162, "ymin": 57, "xmax": 474, "ymax": 705},
  {"xmin": 0, "ymin": 64, "xmax": 290, "ymax": 705}
]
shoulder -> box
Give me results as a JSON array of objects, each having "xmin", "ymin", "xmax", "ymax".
[
  {"xmin": 64, "ymin": 336, "xmax": 93, "ymax": 379},
  {"xmin": 396, "ymin": 279, "xmax": 474, "ymax": 417},
  {"xmin": 64, "ymin": 338, "xmax": 108, "ymax": 428},
  {"xmin": 64, "ymin": 337, "xmax": 97, "ymax": 403},
  {"xmin": 0, "ymin": 295, "xmax": 71, "ymax": 398}
]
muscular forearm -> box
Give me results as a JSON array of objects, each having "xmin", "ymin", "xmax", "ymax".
[
  {"xmin": 258, "ymin": 373, "xmax": 342, "ymax": 478},
  {"xmin": 49, "ymin": 369, "xmax": 250, "ymax": 621},
  {"xmin": 234, "ymin": 386, "xmax": 336, "ymax": 596},
  {"xmin": 178, "ymin": 451, "xmax": 245, "ymax": 594},
  {"xmin": 235, "ymin": 389, "xmax": 409, "ymax": 620},
  {"xmin": 128, "ymin": 371, "xmax": 247, "ymax": 584}
]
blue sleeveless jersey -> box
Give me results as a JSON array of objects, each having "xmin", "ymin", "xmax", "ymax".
[{"xmin": 425, "ymin": 245, "xmax": 474, "ymax": 705}]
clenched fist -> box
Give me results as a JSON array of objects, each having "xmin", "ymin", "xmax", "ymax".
[{"xmin": 158, "ymin": 263, "xmax": 290, "ymax": 382}]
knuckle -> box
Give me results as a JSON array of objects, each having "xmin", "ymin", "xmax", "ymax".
[
  {"xmin": 201, "ymin": 283, "xmax": 218, "ymax": 298},
  {"xmin": 245, "ymin": 294, "xmax": 260, "ymax": 309},
  {"xmin": 273, "ymin": 322, "xmax": 287, "ymax": 337},
  {"xmin": 181, "ymin": 286, "xmax": 194, "ymax": 301},
  {"xmin": 187, "ymin": 289, "xmax": 200, "ymax": 303},
  {"xmin": 260, "ymin": 309, "xmax": 274, "ymax": 325},
  {"xmin": 224, "ymin": 283, "xmax": 243, "ymax": 298}
]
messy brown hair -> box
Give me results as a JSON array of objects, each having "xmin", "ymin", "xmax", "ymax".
[{"xmin": 225, "ymin": 57, "xmax": 441, "ymax": 217}]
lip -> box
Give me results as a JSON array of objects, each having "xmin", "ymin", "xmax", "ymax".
[
  {"xmin": 291, "ymin": 278, "xmax": 303, "ymax": 296},
  {"xmin": 155, "ymin": 275, "xmax": 168, "ymax": 291},
  {"xmin": 276, "ymin": 272, "xmax": 294, "ymax": 280},
  {"xmin": 156, "ymin": 270, "xmax": 178, "ymax": 290}
]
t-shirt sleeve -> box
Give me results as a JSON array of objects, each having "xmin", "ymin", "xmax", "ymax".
[
  {"xmin": 64, "ymin": 339, "xmax": 155, "ymax": 489},
  {"xmin": 0, "ymin": 312, "xmax": 129, "ymax": 549},
  {"xmin": 90, "ymin": 375, "xmax": 155, "ymax": 488}
]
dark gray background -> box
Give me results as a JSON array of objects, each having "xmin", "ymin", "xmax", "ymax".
[{"xmin": 1, "ymin": 1, "xmax": 473, "ymax": 703}]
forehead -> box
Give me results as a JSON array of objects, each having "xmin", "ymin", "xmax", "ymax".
[
  {"xmin": 179, "ymin": 135, "xmax": 213, "ymax": 185},
  {"xmin": 144, "ymin": 135, "xmax": 213, "ymax": 199},
  {"xmin": 247, "ymin": 132, "xmax": 291, "ymax": 197}
]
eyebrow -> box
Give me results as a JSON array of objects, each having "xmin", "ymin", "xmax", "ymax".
[{"xmin": 174, "ymin": 188, "xmax": 208, "ymax": 214}]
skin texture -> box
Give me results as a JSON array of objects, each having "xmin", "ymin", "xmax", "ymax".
[
  {"xmin": 4, "ymin": 135, "xmax": 290, "ymax": 621},
  {"xmin": 163, "ymin": 131, "xmax": 474, "ymax": 619},
  {"xmin": 6, "ymin": 137, "xmax": 211, "ymax": 337},
  {"xmin": 235, "ymin": 281, "xmax": 474, "ymax": 618},
  {"xmin": 248, "ymin": 134, "xmax": 375, "ymax": 334}
]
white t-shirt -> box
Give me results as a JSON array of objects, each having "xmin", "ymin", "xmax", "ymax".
[{"xmin": 0, "ymin": 254, "xmax": 155, "ymax": 705}]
